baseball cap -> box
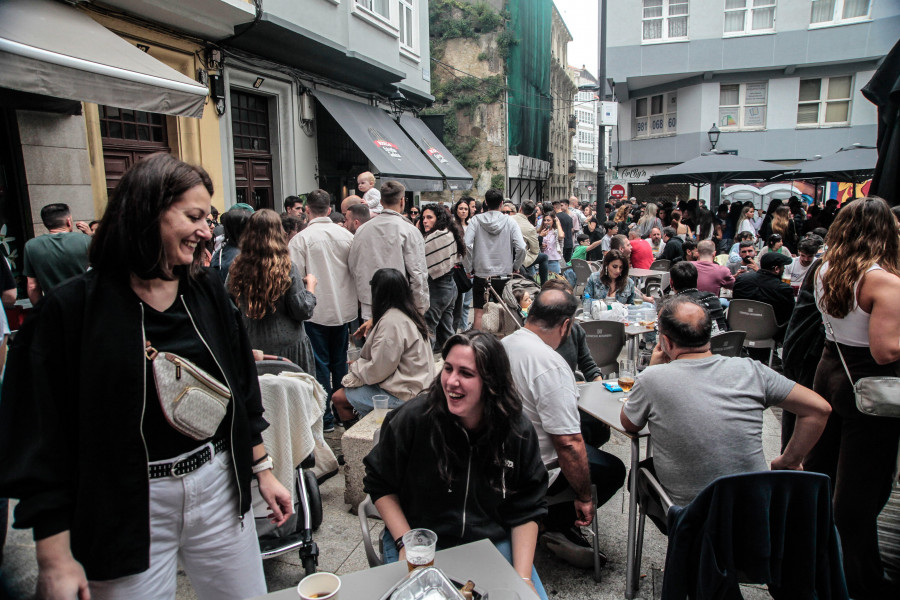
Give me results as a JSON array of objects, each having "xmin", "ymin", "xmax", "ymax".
[
  {"xmin": 760, "ymin": 252, "xmax": 793, "ymax": 270},
  {"xmin": 231, "ymin": 202, "xmax": 255, "ymax": 213}
]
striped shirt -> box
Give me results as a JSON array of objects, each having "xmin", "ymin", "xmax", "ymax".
[{"xmin": 424, "ymin": 229, "xmax": 458, "ymax": 280}]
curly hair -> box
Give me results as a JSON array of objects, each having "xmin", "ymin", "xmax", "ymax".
[
  {"xmin": 602, "ymin": 248, "xmax": 631, "ymax": 294},
  {"xmin": 818, "ymin": 197, "xmax": 900, "ymax": 318},
  {"xmin": 228, "ymin": 209, "xmax": 293, "ymax": 319},
  {"xmin": 771, "ymin": 206, "xmax": 791, "ymax": 237},
  {"xmin": 417, "ymin": 203, "xmax": 466, "ymax": 257},
  {"xmin": 423, "ymin": 330, "xmax": 524, "ymax": 492}
]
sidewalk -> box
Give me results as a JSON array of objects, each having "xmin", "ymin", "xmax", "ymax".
[{"xmin": 1, "ymin": 410, "xmax": 783, "ymax": 600}]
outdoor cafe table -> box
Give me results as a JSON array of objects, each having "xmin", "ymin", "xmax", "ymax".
[
  {"xmin": 624, "ymin": 322, "xmax": 654, "ymax": 365},
  {"xmin": 249, "ymin": 539, "xmax": 536, "ymax": 599},
  {"xmin": 577, "ymin": 381, "xmax": 650, "ymax": 600},
  {"xmin": 628, "ymin": 268, "xmax": 668, "ymax": 279}
]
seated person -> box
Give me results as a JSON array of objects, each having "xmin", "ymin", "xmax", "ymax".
[
  {"xmin": 332, "ymin": 268, "xmax": 435, "ymax": 422},
  {"xmin": 732, "ymin": 252, "xmax": 796, "ymax": 329},
  {"xmin": 364, "ymin": 331, "xmax": 550, "ymax": 599},
  {"xmin": 514, "ymin": 288, "xmax": 533, "ymax": 317},
  {"xmin": 693, "ymin": 240, "xmax": 735, "ymax": 296},
  {"xmin": 727, "ymin": 231, "xmax": 755, "ymax": 264},
  {"xmin": 784, "ymin": 235, "xmax": 823, "ymax": 287},
  {"xmin": 681, "ymin": 240, "xmax": 699, "ymax": 262},
  {"xmin": 502, "ymin": 290, "xmax": 626, "ymax": 569},
  {"xmin": 600, "ymin": 221, "xmax": 618, "ymax": 253},
  {"xmin": 563, "ymin": 233, "xmax": 592, "ymax": 288},
  {"xmin": 658, "ymin": 227, "xmax": 684, "ymax": 264},
  {"xmin": 620, "ymin": 296, "xmax": 830, "ymax": 517},
  {"xmin": 582, "ymin": 249, "xmax": 652, "ymax": 310},
  {"xmin": 668, "ymin": 261, "xmax": 728, "ymax": 334},
  {"xmin": 627, "ymin": 230, "xmax": 654, "ymax": 269},
  {"xmin": 758, "ymin": 233, "xmax": 792, "ymax": 259},
  {"xmin": 728, "ymin": 240, "xmax": 759, "ymax": 276}
]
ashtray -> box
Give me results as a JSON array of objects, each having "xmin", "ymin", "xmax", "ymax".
[{"xmin": 380, "ymin": 567, "xmax": 484, "ymax": 600}]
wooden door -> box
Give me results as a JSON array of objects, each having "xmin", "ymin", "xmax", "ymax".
[
  {"xmin": 231, "ymin": 91, "xmax": 274, "ymax": 210},
  {"xmin": 99, "ymin": 106, "xmax": 170, "ymax": 198}
]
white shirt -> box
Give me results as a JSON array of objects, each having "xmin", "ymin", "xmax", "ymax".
[
  {"xmin": 289, "ymin": 217, "xmax": 357, "ymax": 326},
  {"xmin": 784, "ymin": 258, "xmax": 812, "ymax": 286},
  {"xmin": 501, "ymin": 328, "xmax": 581, "ymax": 484}
]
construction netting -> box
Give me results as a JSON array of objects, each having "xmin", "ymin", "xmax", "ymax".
[{"xmin": 507, "ymin": 0, "xmax": 551, "ymax": 162}]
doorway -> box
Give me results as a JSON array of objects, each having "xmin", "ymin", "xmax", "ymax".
[{"xmin": 231, "ymin": 90, "xmax": 274, "ymax": 210}]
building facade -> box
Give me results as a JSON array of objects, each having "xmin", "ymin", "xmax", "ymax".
[
  {"xmin": 571, "ymin": 67, "xmax": 600, "ymax": 205},
  {"xmin": 547, "ymin": 4, "xmax": 577, "ymax": 202},
  {"xmin": 606, "ymin": 0, "xmax": 898, "ymax": 205}
]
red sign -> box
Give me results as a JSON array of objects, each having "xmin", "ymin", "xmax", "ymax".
[{"xmin": 610, "ymin": 184, "xmax": 626, "ymax": 199}]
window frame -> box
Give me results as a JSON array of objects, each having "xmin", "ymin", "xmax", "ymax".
[
  {"xmin": 633, "ymin": 91, "xmax": 677, "ymax": 139},
  {"xmin": 723, "ymin": 0, "xmax": 776, "ymax": 37},
  {"xmin": 642, "ymin": 0, "xmax": 690, "ymax": 44},
  {"xmin": 796, "ymin": 75, "xmax": 853, "ymax": 128},
  {"xmin": 352, "ymin": 0, "xmax": 399, "ymax": 37},
  {"xmin": 398, "ymin": 0, "xmax": 420, "ymax": 60},
  {"xmin": 718, "ymin": 82, "xmax": 768, "ymax": 131},
  {"xmin": 809, "ymin": 0, "xmax": 871, "ymax": 28}
]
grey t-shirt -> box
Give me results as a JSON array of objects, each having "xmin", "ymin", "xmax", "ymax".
[{"xmin": 623, "ymin": 354, "xmax": 795, "ymax": 506}]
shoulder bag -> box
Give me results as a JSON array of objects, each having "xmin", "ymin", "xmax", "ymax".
[{"xmin": 451, "ymin": 263, "xmax": 473, "ymax": 293}]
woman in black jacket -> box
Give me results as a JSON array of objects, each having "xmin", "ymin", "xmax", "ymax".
[
  {"xmin": 0, "ymin": 154, "xmax": 291, "ymax": 600},
  {"xmin": 364, "ymin": 330, "xmax": 550, "ymax": 599}
]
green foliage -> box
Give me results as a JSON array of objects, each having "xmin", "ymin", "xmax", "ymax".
[
  {"xmin": 431, "ymin": 75, "xmax": 506, "ymax": 117},
  {"xmin": 495, "ymin": 29, "xmax": 518, "ymax": 59},
  {"xmin": 477, "ymin": 51, "xmax": 489, "ymax": 62},
  {"xmin": 490, "ymin": 174, "xmax": 505, "ymax": 190},
  {"xmin": 430, "ymin": 1, "xmax": 503, "ymax": 41},
  {"xmin": 483, "ymin": 157, "xmax": 493, "ymax": 170},
  {"xmin": 419, "ymin": 109, "xmax": 480, "ymax": 170}
]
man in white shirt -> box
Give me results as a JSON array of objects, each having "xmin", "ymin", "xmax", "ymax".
[
  {"xmin": 784, "ymin": 235, "xmax": 823, "ymax": 287},
  {"xmin": 289, "ymin": 189, "xmax": 358, "ymax": 432},
  {"xmin": 502, "ymin": 289, "xmax": 624, "ymax": 568}
]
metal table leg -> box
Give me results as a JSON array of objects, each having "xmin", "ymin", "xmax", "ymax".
[{"xmin": 624, "ymin": 436, "xmax": 640, "ymax": 599}]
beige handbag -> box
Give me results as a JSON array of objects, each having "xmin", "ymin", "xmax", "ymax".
[
  {"xmin": 481, "ymin": 281, "xmax": 519, "ymax": 338},
  {"xmin": 147, "ymin": 345, "xmax": 231, "ymax": 440}
]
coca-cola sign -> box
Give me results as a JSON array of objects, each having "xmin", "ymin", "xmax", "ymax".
[
  {"xmin": 617, "ymin": 168, "xmax": 647, "ymax": 180},
  {"xmin": 368, "ymin": 127, "xmax": 403, "ymax": 161}
]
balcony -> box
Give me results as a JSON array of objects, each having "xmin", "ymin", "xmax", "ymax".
[
  {"xmin": 568, "ymin": 114, "xmax": 577, "ymax": 131},
  {"xmin": 568, "ymin": 159, "xmax": 577, "ymax": 175}
]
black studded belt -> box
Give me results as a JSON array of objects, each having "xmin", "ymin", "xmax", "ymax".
[{"xmin": 148, "ymin": 438, "xmax": 228, "ymax": 479}]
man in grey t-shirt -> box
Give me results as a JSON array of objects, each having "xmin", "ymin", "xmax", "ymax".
[{"xmin": 620, "ymin": 296, "xmax": 830, "ymax": 507}]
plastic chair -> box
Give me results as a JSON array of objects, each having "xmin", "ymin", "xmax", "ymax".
[
  {"xmin": 580, "ymin": 320, "xmax": 626, "ymax": 377},
  {"xmin": 726, "ymin": 300, "xmax": 779, "ymax": 367},
  {"xmin": 709, "ymin": 331, "xmax": 746, "ymax": 357},
  {"xmin": 570, "ymin": 259, "xmax": 594, "ymax": 288},
  {"xmin": 714, "ymin": 254, "xmax": 730, "ymax": 266},
  {"xmin": 649, "ymin": 259, "xmax": 670, "ymax": 272},
  {"xmin": 358, "ymin": 495, "xmax": 385, "ymax": 567}
]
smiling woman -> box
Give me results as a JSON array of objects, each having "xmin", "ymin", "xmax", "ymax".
[{"xmin": 363, "ymin": 330, "xmax": 552, "ymax": 600}]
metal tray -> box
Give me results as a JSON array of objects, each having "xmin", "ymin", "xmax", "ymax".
[{"xmin": 378, "ymin": 567, "xmax": 484, "ymax": 600}]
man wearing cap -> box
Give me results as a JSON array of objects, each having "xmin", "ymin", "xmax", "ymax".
[{"xmin": 732, "ymin": 252, "xmax": 796, "ymax": 329}]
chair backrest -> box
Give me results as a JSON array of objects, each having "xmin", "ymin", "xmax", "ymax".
[
  {"xmin": 649, "ymin": 259, "xmax": 671, "ymax": 272},
  {"xmin": 714, "ymin": 254, "xmax": 730, "ymax": 266},
  {"xmin": 580, "ymin": 320, "xmax": 626, "ymax": 374},
  {"xmin": 358, "ymin": 495, "xmax": 384, "ymax": 567},
  {"xmin": 570, "ymin": 259, "xmax": 594, "ymax": 286},
  {"xmin": 256, "ymin": 359, "xmax": 305, "ymax": 377},
  {"xmin": 726, "ymin": 299, "xmax": 779, "ymax": 341},
  {"xmin": 709, "ymin": 331, "xmax": 746, "ymax": 357}
]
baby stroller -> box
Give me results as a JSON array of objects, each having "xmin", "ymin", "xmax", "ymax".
[
  {"xmin": 253, "ymin": 360, "xmax": 329, "ymax": 576},
  {"xmin": 482, "ymin": 274, "xmax": 541, "ymax": 337}
]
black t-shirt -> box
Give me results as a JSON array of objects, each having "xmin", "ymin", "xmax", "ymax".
[
  {"xmin": 141, "ymin": 290, "xmax": 230, "ymax": 461},
  {"xmin": 556, "ymin": 211, "xmax": 574, "ymax": 249},
  {"xmin": 0, "ymin": 257, "xmax": 15, "ymax": 294},
  {"xmin": 586, "ymin": 226, "xmax": 605, "ymax": 261}
]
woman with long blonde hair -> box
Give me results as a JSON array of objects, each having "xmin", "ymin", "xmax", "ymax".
[
  {"xmin": 770, "ymin": 205, "xmax": 798, "ymax": 254},
  {"xmin": 636, "ymin": 202, "xmax": 663, "ymax": 238},
  {"xmin": 735, "ymin": 204, "xmax": 758, "ymax": 239},
  {"xmin": 228, "ymin": 209, "xmax": 318, "ymax": 375},
  {"xmin": 805, "ymin": 197, "xmax": 900, "ymax": 598}
]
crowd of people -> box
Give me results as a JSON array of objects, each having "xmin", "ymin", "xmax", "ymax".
[{"xmin": 0, "ymin": 151, "xmax": 898, "ymax": 600}]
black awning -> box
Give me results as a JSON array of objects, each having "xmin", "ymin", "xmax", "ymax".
[
  {"xmin": 314, "ymin": 91, "xmax": 444, "ymax": 192},
  {"xmin": 399, "ymin": 115, "xmax": 473, "ymax": 191}
]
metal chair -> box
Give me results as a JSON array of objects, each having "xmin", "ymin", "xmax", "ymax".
[
  {"xmin": 630, "ymin": 466, "xmax": 675, "ymax": 589},
  {"xmin": 580, "ymin": 320, "xmax": 626, "ymax": 377},
  {"xmin": 709, "ymin": 330, "xmax": 746, "ymax": 357},
  {"xmin": 544, "ymin": 459, "xmax": 603, "ymax": 582},
  {"xmin": 726, "ymin": 300, "xmax": 779, "ymax": 367},
  {"xmin": 648, "ymin": 259, "xmax": 670, "ymax": 272}
]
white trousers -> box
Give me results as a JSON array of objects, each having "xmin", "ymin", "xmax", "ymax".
[{"xmin": 90, "ymin": 449, "xmax": 266, "ymax": 600}]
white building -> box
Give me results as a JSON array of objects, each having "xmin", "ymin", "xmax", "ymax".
[
  {"xmin": 606, "ymin": 0, "xmax": 898, "ymax": 205},
  {"xmin": 571, "ymin": 67, "xmax": 600, "ymax": 205}
]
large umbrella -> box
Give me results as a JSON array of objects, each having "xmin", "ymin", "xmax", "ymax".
[
  {"xmin": 648, "ymin": 152, "xmax": 792, "ymax": 209},
  {"xmin": 791, "ymin": 145, "xmax": 877, "ymax": 183},
  {"xmin": 862, "ymin": 38, "xmax": 900, "ymax": 206}
]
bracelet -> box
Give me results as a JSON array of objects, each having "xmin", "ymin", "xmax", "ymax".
[
  {"xmin": 253, "ymin": 453, "xmax": 269, "ymax": 466},
  {"xmin": 251, "ymin": 456, "xmax": 274, "ymax": 474},
  {"xmin": 395, "ymin": 536, "xmax": 405, "ymax": 552}
]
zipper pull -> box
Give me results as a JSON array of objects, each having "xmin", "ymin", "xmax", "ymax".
[
  {"xmin": 239, "ymin": 514, "xmax": 245, "ymax": 531},
  {"xmin": 175, "ymin": 360, "xmax": 182, "ymax": 380}
]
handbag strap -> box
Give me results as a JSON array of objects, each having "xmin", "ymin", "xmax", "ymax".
[{"xmin": 819, "ymin": 310, "xmax": 856, "ymax": 388}]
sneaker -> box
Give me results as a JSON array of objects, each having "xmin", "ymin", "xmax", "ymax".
[
  {"xmin": 543, "ymin": 526, "xmax": 607, "ymax": 570},
  {"xmin": 323, "ymin": 423, "xmax": 335, "ymax": 433}
]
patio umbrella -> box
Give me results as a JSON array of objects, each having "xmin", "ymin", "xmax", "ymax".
[
  {"xmin": 648, "ymin": 152, "xmax": 791, "ymax": 209},
  {"xmin": 862, "ymin": 38, "xmax": 900, "ymax": 206},
  {"xmin": 791, "ymin": 145, "xmax": 877, "ymax": 183}
]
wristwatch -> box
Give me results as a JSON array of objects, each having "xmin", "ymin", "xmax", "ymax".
[{"xmin": 251, "ymin": 456, "xmax": 274, "ymax": 475}]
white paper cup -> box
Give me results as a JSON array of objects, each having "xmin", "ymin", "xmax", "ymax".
[
  {"xmin": 297, "ymin": 572, "xmax": 340, "ymax": 599},
  {"xmin": 373, "ymin": 394, "xmax": 390, "ymax": 424}
]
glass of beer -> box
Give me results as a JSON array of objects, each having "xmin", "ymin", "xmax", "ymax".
[
  {"xmin": 403, "ymin": 528, "xmax": 438, "ymax": 572},
  {"xmin": 618, "ymin": 360, "xmax": 635, "ymax": 402}
]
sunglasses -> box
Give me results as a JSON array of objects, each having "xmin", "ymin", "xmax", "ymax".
[
  {"xmin": 410, "ymin": 210, "xmax": 419, "ymax": 215},
  {"xmin": 502, "ymin": 210, "xmax": 514, "ymax": 215}
]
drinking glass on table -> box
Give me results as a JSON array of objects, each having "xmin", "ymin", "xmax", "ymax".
[
  {"xmin": 618, "ymin": 360, "xmax": 635, "ymax": 402},
  {"xmin": 403, "ymin": 528, "xmax": 438, "ymax": 571}
]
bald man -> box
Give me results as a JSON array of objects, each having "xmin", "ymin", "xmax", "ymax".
[
  {"xmin": 620, "ymin": 295, "xmax": 830, "ymax": 512},
  {"xmin": 341, "ymin": 194, "xmax": 363, "ymax": 215}
]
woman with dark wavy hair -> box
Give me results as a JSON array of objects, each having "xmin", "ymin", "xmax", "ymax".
[
  {"xmin": 806, "ymin": 196, "xmax": 900, "ymax": 599},
  {"xmin": 418, "ymin": 203, "xmax": 466, "ymax": 350},
  {"xmin": 228, "ymin": 209, "xmax": 317, "ymax": 375},
  {"xmin": 364, "ymin": 330, "xmax": 550, "ymax": 599}
]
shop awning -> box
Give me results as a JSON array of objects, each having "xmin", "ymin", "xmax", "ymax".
[
  {"xmin": 314, "ymin": 90, "xmax": 444, "ymax": 192},
  {"xmin": 399, "ymin": 115, "xmax": 473, "ymax": 191},
  {"xmin": 0, "ymin": 0, "xmax": 208, "ymax": 118}
]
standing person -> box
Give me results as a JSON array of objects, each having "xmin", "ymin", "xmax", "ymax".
[
  {"xmin": 22, "ymin": 203, "xmax": 92, "ymax": 304},
  {"xmin": 452, "ymin": 197, "xmax": 473, "ymax": 332},
  {"xmin": 758, "ymin": 198, "xmax": 782, "ymax": 242},
  {"xmin": 210, "ymin": 206, "xmax": 253, "ymax": 284},
  {"xmin": 228, "ymin": 209, "xmax": 318, "ymax": 376},
  {"xmin": 0, "ymin": 154, "xmax": 291, "ymax": 600},
  {"xmin": 771, "ymin": 205, "xmax": 799, "ymax": 255},
  {"xmin": 670, "ymin": 210, "xmax": 693, "ymax": 241},
  {"xmin": 584, "ymin": 218, "xmax": 605, "ymax": 261},
  {"xmin": 464, "ymin": 189, "xmax": 526, "ymax": 331},
  {"xmin": 568, "ymin": 196, "xmax": 585, "ymax": 235},
  {"xmin": 283, "ymin": 195, "xmax": 304, "ymax": 217},
  {"xmin": 736, "ymin": 205, "xmax": 759, "ymax": 240},
  {"xmin": 406, "ymin": 205, "xmax": 420, "ymax": 226},
  {"xmin": 348, "ymin": 181, "xmax": 429, "ymax": 333},
  {"xmin": 511, "ymin": 200, "xmax": 549, "ymax": 284},
  {"xmin": 331, "ymin": 269, "xmax": 434, "ymax": 422},
  {"xmin": 290, "ymin": 189, "xmax": 357, "ymax": 432},
  {"xmin": 418, "ymin": 203, "xmax": 465, "ymax": 350},
  {"xmin": 805, "ymin": 197, "xmax": 900, "ymax": 599},
  {"xmin": 538, "ymin": 211, "xmax": 564, "ymax": 274},
  {"xmin": 363, "ymin": 331, "xmax": 550, "ymax": 599},
  {"xmin": 635, "ymin": 202, "xmax": 663, "ymax": 238},
  {"xmin": 554, "ymin": 200, "xmax": 575, "ymax": 262}
]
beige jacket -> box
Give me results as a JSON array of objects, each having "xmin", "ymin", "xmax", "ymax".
[
  {"xmin": 289, "ymin": 217, "xmax": 356, "ymax": 326},
  {"xmin": 512, "ymin": 213, "xmax": 540, "ymax": 268},
  {"xmin": 341, "ymin": 308, "xmax": 435, "ymax": 400}
]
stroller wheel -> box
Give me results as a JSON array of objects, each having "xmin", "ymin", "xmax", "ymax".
[
  {"xmin": 302, "ymin": 553, "xmax": 317, "ymax": 576},
  {"xmin": 303, "ymin": 469, "xmax": 323, "ymax": 531}
]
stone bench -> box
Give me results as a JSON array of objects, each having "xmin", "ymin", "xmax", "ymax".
[{"xmin": 342, "ymin": 411, "xmax": 381, "ymax": 512}]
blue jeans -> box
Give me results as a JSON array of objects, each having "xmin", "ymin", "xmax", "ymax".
[
  {"xmin": 381, "ymin": 530, "xmax": 548, "ymax": 600},
  {"xmin": 453, "ymin": 288, "xmax": 472, "ymax": 333},
  {"xmin": 305, "ymin": 322, "xmax": 349, "ymax": 428},
  {"xmin": 547, "ymin": 260, "xmax": 561, "ymax": 274},
  {"xmin": 425, "ymin": 273, "xmax": 458, "ymax": 351},
  {"xmin": 344, "ymin": 384, "xmax": 403, "ymax": 417}
]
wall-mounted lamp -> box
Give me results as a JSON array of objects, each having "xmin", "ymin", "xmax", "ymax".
[
  {"xmin": 210, "ymin": 74, "xmax": 226, "ymax": 116},
  {"xmin": 708, "ymin": 123, "xmax": 721, "ymax": 151},
  {"xmin": 253, "ymin": 77, "xmax": 265, "ymax": 89}
]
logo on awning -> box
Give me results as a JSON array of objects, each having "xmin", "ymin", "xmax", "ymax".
[
  {"xmin": 369, "ymin": 127, "xmax": 403, "ymax": 161},
  {"xmin": 424, "ymin": 138, "xmax": 450, "ymax": 165}
]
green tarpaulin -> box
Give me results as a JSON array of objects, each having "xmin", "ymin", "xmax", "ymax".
[{"xmin": 507, "ymin": 0, "xmax": 551, "ymax": 162}]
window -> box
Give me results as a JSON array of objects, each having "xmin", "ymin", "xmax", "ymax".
[
  {"xmin": 356, "ymin": 0, "xmax": 389, "ymax": 19},
  {"xmin": 398, "ymin": 0, "xmax": 416, "ymax": 54},
  {"xmin": 99, "ymin": 107, "xmax": 166, "ymax": 143},
  {"xmin": 634, "ymin": 92, "xmax": 677, "ymax": 138},
  {"xmin": 577, "ymin": 91, "xmax": 594, "ymax": 102},
  {"xmin": 810, "ymin": 0, "xmax": 870, "ymax": 25},
  {"xmin": 796, "ymin": 76, "xmax": 852, "ymax": 126},
  {"xmin": 578, "ymin": 131, "xmax": 595, "ymax": 145},
  {"xmin": 578, "ymin": 152, "xmax": 594, "ymax": 167},
  {"xmin": 719, "ymin": 82, "xmax": 767, "ymax": 129},
  {"xmin": 724, "ymin": 0, "xmax": 775, "ymax": 34},
  {"xmin": 642, "ymin": 0, "xmax": 689, "ymax": 42},
  {"xmin": 578, "ymin": 109, "xmax": 594, "ymax": 125}
]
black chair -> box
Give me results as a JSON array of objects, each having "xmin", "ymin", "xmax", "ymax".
[
  {"xmin": 649, "ymin": 259, "xmax": 671, "ymax": 272},
  {"xmin": 709, "ymin": 331, "xmax": 746, "ymax": 357},
  {"xmin": 580, "ymin": 320, "xmax": 626, "ymax": 377}
]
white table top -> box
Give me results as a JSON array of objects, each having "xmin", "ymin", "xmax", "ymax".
[
  {"xmin": 250, "ymin": 539, "xmax": 534, "ymax": 599},
  {"xmin": 629, "ymin": 268, "xmax": 668, "ymax": 278},
  {"xmin": 577, "ymin": 381, "xmax": 649, "ymax": 438}
]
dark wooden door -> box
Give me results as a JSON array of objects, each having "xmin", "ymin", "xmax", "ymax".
[
  {"xmin": 99, "ymin": 106, "xmax": 170, "ymax": 198},
  {"xmin": 231, "ymin": 91, "xmax": 274, "ymax": 210}
]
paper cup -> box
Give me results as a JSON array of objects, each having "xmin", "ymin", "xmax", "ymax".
[{"xmin": 297, "ymin": 572, "xmax": 340, "ymax": 600}]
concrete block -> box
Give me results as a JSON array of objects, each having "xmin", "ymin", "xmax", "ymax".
[
  {"xmin": 17, "ymin": 111, "xmax": 88, "ymax": 149},
  {"xmin": 342, "ymin": 411, "xmax": 381, "ymax": 511},
  {"xmin": 20, "ymin": 144, "xmax": 91, "ymax": 186}
]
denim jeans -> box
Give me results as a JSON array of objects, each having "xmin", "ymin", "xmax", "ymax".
[
  {"xmin": 425, "ymin": 272, "xmax": 458, "ymax": 351},
  {"xmin": 381, "ymin": 530, "xmax": 549, "ymax": 600},
  {"xmin": 522, "ymin": 252, "xmax": 549, "ymax": 285},
  {"xmin": 453, "ymin": 288, "xmax": 472, "ymax": 333},
  {"xmin": 547, "ymin": 260, "xmax": 561, "ymax": 274},
  {"xmin": 305, "ymin": 322, "xmax": 350, "ymax": 428}
]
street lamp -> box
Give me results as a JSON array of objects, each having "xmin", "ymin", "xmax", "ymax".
[{"xmin": 708, "ymin": 123, "xmax": 721, "ymax": 151}]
